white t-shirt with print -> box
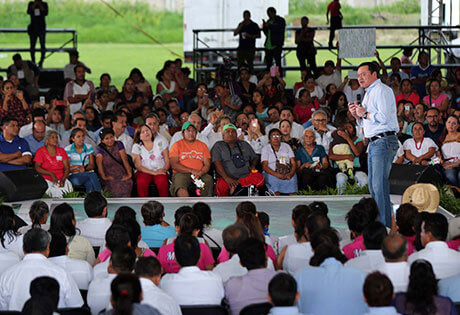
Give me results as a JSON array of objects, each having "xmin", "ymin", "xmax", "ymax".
[
  {"xmin": 261, "ymin": 142, "xmax": 294, "ymax": 170},
  {"xmin": 131, "ymin": 133, "xmax": 169, "ymax": 171},
  {"xmin": 403, "ymin": 137, "xmax": 438, "ymax": 163}
]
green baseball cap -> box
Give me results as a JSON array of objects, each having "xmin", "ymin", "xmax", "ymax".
[
  {"xmin": 222, "ymin": 123, "xmax": 237, "ymax": 132},
  {"xmin": 181, "ymin": 121, "xmax": 197, "ymax": 132}
]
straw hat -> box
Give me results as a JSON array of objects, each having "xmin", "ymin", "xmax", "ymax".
[{"xmin": 401, "ymin": 183, "xmax": 440, "ymax": 213}]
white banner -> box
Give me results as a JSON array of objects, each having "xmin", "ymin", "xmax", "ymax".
[{"xmin": 338, "ymin": 28, "xmax": 376, "ymax": 59}]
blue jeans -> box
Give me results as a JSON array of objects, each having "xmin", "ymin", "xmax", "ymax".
[
  {"xmin": 367, "ymin": 135, "xmax": 399, "ymax": 227},
  {"xmin": 444, "ymin": 166, "xmax": 460, "ymax": 187},
  {"xmin": 69, "ymin": 172, "xmax": 102, "ymax": 193}
]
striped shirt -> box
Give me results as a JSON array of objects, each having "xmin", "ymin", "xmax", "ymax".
[{"xmin": 65, "ymin": 143, "xmax": 94, "ymax": 167}]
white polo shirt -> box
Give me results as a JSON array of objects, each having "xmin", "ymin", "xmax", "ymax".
[
  {"xmin": 49, "ymin": 255, "xmax": 93, "ymax": 290},
  {"xmin": 0, "ymin": 251, "xmax": 20, "ymax": 276},
  {"xmin": 375, "ymin": 261, "xmax": 410, "ymax": 293},
  {"xmin": 344, "ymin": 250, "xmax": 386, "ymax": 274},
  {"xmin": 139, "ymin": 277, "xmax": 182, "ymax": 315},
  {"xmin": 87, "ymin": 273, "xmax": 117, "ymax": 315},
  {"xmin": 77, "ymin": 218, "xmax": 112, "ymax": 248}
]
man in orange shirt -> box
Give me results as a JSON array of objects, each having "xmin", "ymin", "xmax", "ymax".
[{"xmin": 169, "ymin": 121, "xmax": 213, "ymax": 197}]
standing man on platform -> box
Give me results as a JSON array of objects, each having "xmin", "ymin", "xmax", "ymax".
[
  {"xmin": 27, "ymin": 0, "xmax": 48, "ymax": 68},
  {"xmin": 295, "ymin": 16, "xmax": 317, "ymax": 77},
  {"xmin": 234, "ymin": 10, "xmax": 261, "ymax": 73},
  {"xmin": 349, "ymin": 62, "xmax": 399, "ymax": 228},
  {"xmin": 263, "ymin": 7, "xmax": 286, "ymax": 74},
  {"xmin": 326, "ymin": 0, "xmax": 343, "ymax": 49}
]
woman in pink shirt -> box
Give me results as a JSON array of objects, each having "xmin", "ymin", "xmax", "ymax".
[{"xmin": 423, "ymin": 79, "xmax": 449, "ymax": 117}]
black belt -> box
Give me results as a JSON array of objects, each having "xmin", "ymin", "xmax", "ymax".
[{"xmin": 369, "ymin": 131, "xmax": 396, "ymax": 142}]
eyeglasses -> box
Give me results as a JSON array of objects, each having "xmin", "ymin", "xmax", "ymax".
[
  {"xmin": 271, "ymin": 134, "xmax": 282, "ymax": 138},
  {"xmin": 426, "ymin": 115, "xmax": 438, "ymax": 118},
  {"xmin": 197, "ymin": 87, "xmax": 206, "ymax": 91},
  {"xmin": 313, "ymin": 119, "xmax": 327, "ymax": 122},
  {"xmin": 181, "ymin": 116, "xmax": 189, "ymax": 121}
]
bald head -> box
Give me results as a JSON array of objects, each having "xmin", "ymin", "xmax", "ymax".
[
  {"xmin": 33, "ymin": 121, "xmax": 46, "ymax": 141},
  {"xmin": 382, "ymin": 234, "xmax": 408, "ymax": 262}
]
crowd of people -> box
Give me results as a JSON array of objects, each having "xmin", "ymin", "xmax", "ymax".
[{"xmin": 0, "ymin": 192, "xmax": 459, "ymax": 314}]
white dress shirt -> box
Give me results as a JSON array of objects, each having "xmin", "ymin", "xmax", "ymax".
[
  {"xmin": 76, "ymin": 218, "xmax": 112, "ymax": 248},
  {"xmin": 344, "ymin": 250, "xmax": 386, "ymax": 274},
  {"xmin": 283, "ymin": 242, "xmax": 314, "ymax": 275},
  {"xmin": 0, "ymin": 251, "xmax": 20, "ymax": 276},
  {"xmin": 306, "ymin": 125, "xmax": 337, "ymax": 154},
  {"xmin": 277, "ymin": 234, "xmax": 297, "ymax": 255},
  {"xmin": 87, "ymin": 273, "xmax": 117, "ymax": 315},
  {"xmin": 139, "ymin": 277, "xmax": 182, "ymax": 315},
  {"xmin": 0, "ymin": 253, "xmax": 83, "ymax": 311},
  {"xmin": 115, "ymin": 133, "xmax": 133, "ymax": 155},
  {"xmin": 0, "ymin": 234, "xmax": 24, "ymax": 258},
  {"xmin": 213, "ymin": 254, "xmax": 248, "ymax": 283},
  {"xmin": 407, "ymin": 241, "xmax": 460, "ymax": 279},
  {"xmin": 375, "ymin": 261, "xmax": 411, "ymax": 293},
  {"xmin": 93, "ymin": 259, "xmax": 110, "ymax": 279},
  {"xmin": 169, "ymin": 131, "xmax": 210, "ymax": 150},
  {"xmin": 49, "ymin": 255, "xmax": 93, "ymax": 290},
  {"xmin": 160, "ymin": 266, "xmax": 224, "ymax": 306}
]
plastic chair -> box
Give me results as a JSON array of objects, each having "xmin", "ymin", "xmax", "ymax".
[
  {"xmin": 180, "ymin": 305, "xmax": 228, "ymax": 315},
  {"xmin": 239, "ymin": 302, "xmax": 272, "ymax": 315}
]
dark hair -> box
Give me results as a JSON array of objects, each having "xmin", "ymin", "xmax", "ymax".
[
  {"xmin": 23, "ymin": 228, "xmax": 51, "ymax": 253},
  {"xmin": 49, "ymin": 203, "xmax": 77, "ymax": 237},
  {"xmin": 268, "ymin": 128, "xmax": 282, "ymax": 139},
  {"xmin": 257, "ymin": 211, "xmax": 269, "ymax": 227},
  {"xmin": 363, "ymin": 221, "xmax": 388, "ymax": 250},
  {"xmin": 267, "ymin": 6, "xmax": 276, "ymax": 14},
  {"xmin": 280, "ymin": 107, "xmax": 294, "ymax": 117},
  {"xmin": 111, "ymin": 246, "xmax": 136, "ymax": 273},
  {"xmin": 309, "ymin": 228, "xmax": 346, "ymax": 266},
  {"xmin": 382, "ymin": 233, "xmax": 408, "ymax": 261},
  {"xmin": 294, "ymin": 212, "xmax": 309, "ymax": 242},
  {"xmin": 105, "ymin": 225, "xmax": 131, "ymax": 252},
  {"xmin": 133, "ymin": 124, "xmax": 154, "ymax": 145},
  {"xmin": 141, "ymin": 201, "xmax": 164, "ymax": 226},
  {"xmin": 426, "ymin": 106, "xmax": 441, "ymax": 115},
  {"xmin": 100, "ymin": 110, "xmax": 114, "ymax": 121},
  {"xmin": 422, "ymin": 213, "xmax": 448, "ymax": 241},
  {"xmin": 22, "ymin": 276, "xmax": 60, "ymax": 315},
  {"xmin": 0, "ymin": 205, "xmax": 19, "ymax": 248},
  {"xmin": 117, "ymin": 218, "xmax": 142, "ymax": 251},
  {"xmin": 174, "ymin": 206, "xmax": 193, "ymax": 227},
  {"xmin": 358, "ymin": 197, "xmax": 379, "ymax": 222},
  {"xmin": 346, "ymin": 203, "xmax": 372, "ymax": 236},
  {"xmin": 237, "ymin": 212, "xmax": 265, "ymax": 243},
  {"xmin": 73, "ymin": 64, "xmax": 85, "ymax": 74},
  {"xmin": 1, "ymin": 116, "xmax": 18, "ymax": 127},
  {"xmin": 49, "ymin": 231, "xmax": 67, "ymax": 257},
  {"xmin": 413, "ymin": 212, "xmax": 431, "ymax": 251},
  {"xmin": 69, "ymin": 127, "xmax": 84, "ymax": 144},
  {"xmin": 114, "ymin": 206, "xmax": 137, "ymax": 223},
  {"xmin": 98, "ymin": 127, "xmax": 115, "ymax": 143},
  {"xmin": 363, "ymin": 272, "xmax": 394, "ymax": 307},
  {"xmin": 129, "ymin": 68, "xmax": 145, "ymax": 82},
  {"xmin": 174, "ymin": 235, "xmax": 201, "ymax": 267},
  {"xmin": 396, "ymin": 203, "xmax": 418, "ymax": 236},
  {"xmin": 237, "ymin": 238, "xmax": 266, "ymax": 270},
  {"xmin": 84, "ymin": 191, "xmax": 107, "ymax": 218},
  {"xmin": 29, "ymin": 201, "xmax": 49, "ymax": 229},
  {"xmin": 292, "ymin": 205, "xmax": 312, "ymax": 221},
  {"xmin": 268, "ymin": 273, "xmax": 298, "ymax": 306},
  {"xmin": 405, "ymin": 260, "xmax": 438, "ymax": 315},
  {"xmin": 358, "ymin": 62, "xmax": 379, "ymax": 75},
  {"xmin": 100, "ymin": 73, "xmax": 111, "ymax": 81},
  {"xmin": 306, "ymin": 212, "xmax": 331, "ymax": 238},
  {"xmin": 236, "ymin": 201, "xmax": 256, "ymax": 217},
  {"xmin": 222, "ymin": 223, "xmax": 249, "ymax": 255},
  {"xmin": 309, "ymin": 201, "xmax": 328, "ymax": 216},
  {"xmin": 32, "ymin": 108, "xmax": 47, "ymax": 120},
  {"xmin": 134, "ymin": 256, "xmax": 162, "ymax": 277},
  {"xmin": 179, "ymin": 212, "xmax": 202, "ymax": 236},
  {"xmin": 192, "ymin": 202, "xmax": 212, "ymax": 227},
  {"xmin": 110, "ymin": 273, "xmax": 142, "ymax": 315}
]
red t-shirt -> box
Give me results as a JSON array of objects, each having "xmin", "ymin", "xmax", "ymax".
[
  {"xmin": 327, "ymin": 1, "xmax": 341, "ymax": 17},
  {"xmin": 34, "ymin": 146, "xmax": 69, "ymax": 181},
  {"xmin": 294, "ymin": 101, "xmax": 320, "ymax": 124},
  {"xmin": 395, "ymin": 92, "xmax": 420, "ymax": 107}
]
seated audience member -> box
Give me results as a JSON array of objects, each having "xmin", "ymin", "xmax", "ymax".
[
  {"xmin": 110, "ymin": 111, "xmax": 133, "ymax": 155},
  {"xmin": 265, "ymin": 106, "xmax": 280, "ymax": 134},
  {"xmin": 188, "ymin": 83, "xmax": 214, "ymax": 117},
  {"xmin": 441, "ymin": 115, "xmax": 460, "ymax": 187},
  {"xmin": 272, "ymin": 107, "xmax": 305, "ymax": 140},
  {"xmin": 158, "ymin": 211, "xmax": 214, "ymax": 273},
  {"xmin": 212, "ymin": 123, "xmax": 264, "ymax": 196},
  {"xmin": 280, "ymin": 119, "xmax": 302, "ymax": 152},
  {"xmin": 129, "ymin": 68, "xmax": 153, "ymax": 102},
  {"xmin": 317, "ymin": 59, "xmax": 342, "ymax": 93},
  {"xmin": 262, "ymin": 128, "xmax": 297, "ymax": 195},
  {"xmin": 46, "ymin": 101, "xmax": 71, "ymax": 139},
  {"xmin": 257, "ymin": 71, "xmax": 285, "ymax": 107},
  {"xmin": 307, "ymin": 110, "xmax": 336, "ymax": 154},
  {"xmin": 59, "ymin": 116, "xmax": 97, "ymax": 148},
  {"xmin": 406, "ymin": 103, "xmax": 426, "ymax": 136},
  {"xmin": 49, "ymin": 203, "xmax": 95, "ymax": 264},
  {"xmin": 403, "ymin": 122, "xmax": 440, "ymax": 164},
  {"xmin": 213, "ymin": 223, "xmax": 249, "ymax": 282},
  {"xmin": 388, "ymin": 57, "xmax": 409, "ymax": 81},
  {"xmin": 345, "ymin": 222, "xmax": 387, "ymax": 273},
  {"xmin": 64, "ymin": 50, "xmax": 91, "ymax": 82},
  {"xmin": 202, "ymin": 113, "xmax": 229, "ymax": 149},
  {"xmin": 0, "ymin": 228, "xmax": 83, "ymax": 311},
  {"xmin": 277, "ymin": 205, "xmax": 313, "ymax": 254},
  {"xmin": 64, "ymin": 64, "xmax": 96, "ymax": 115},
  {"xmin": 397, "ymin": 116, "xmax": 412, "ymax": 144},
  {"xmin": 48, "ymin": 231, "xmax": 93, "ymax": 290},
  {"xmin": 375, "ymin": 234, "xmax": 410, "ymax": 293},
  {"xmin": 65, "ymin": 127, "xmax": 101, "ymax": 193},
  {"xmin": 24, "ymin": 120, "xmax": 45, "ymax": 155},
  {"xmin": 394, "ymin": 260, "xmax": 457, "ymax": 315},
  {"xmin": 342, "ymin": 203, "xmax": 373, "ymax": 259},
  {"xmin": 145, "ymin": 111, "xmax": 171, "ymax": 145},
  {"xmin": 34, "ymin": 130, "xmax": 73, "ymax": 198},
  {"xmin": 225, "ymin": 238, "xmax": 277, "ymax": 315},
  {"xmin": 253, "ymin": 90, "xmax": 270, "ymax": 123},
  {"xmin": 363, "ymin": 272, "xmax": 400, "ymax": 315},
  {"xmin": 424, "ymin": 107, "xmax": 444, "ymax": 144},
  {"xmin": 328, "ymin": 91, "xmax": 348, "ymax": 118},
  {"xmin": 267, "ymin": 273, "xmax": 301, "ymax": 315},
  {"xmin": 77, "ymin": 191, "xmax": 112, "ymax": 247},
  {"xmin": 294, "ymin": 89, "xmax": 320, "ymax": 124},
  {"xmin": 296, "ymin": 75, "xmax": 325, "ymax": 104},
  {"xmin": 0, "ymin": 117, "xmax": 32, "ymax": 171},
  {"xmin": 395, "ymin": 203, "xmax": 418, "ymax": 255},
  {"xmin": 21, "ymin": 276, "xmax": 60, "ymax": 315},
  {"xmin": 343, "ymin": 76, "xmax": 364, "ymax": 104},
  {"xmin": 134, "ymin": 257, "xmax": 181, "ymax": 315},
  {"xmin": 214, "ymin": 83, "xmax": 242, "ymax": 121},
  {"xmin": 439, "ymin": 273, "xmax": 460, "ymax": 303},
  {"xmin": 96, "ymin": 128, "xmax": 133, "ymax": 198},
  {"xmin": 132, "ymin": 124, "xmax": 169, "ymax": 197},
  {"xmin": 0, "ymin": 205, "xmax": 24, "ymax": 258},
  {"xmin": 18, "ymin": 200, "xmax": 49, "ymax": 235},
  {"xmin": 0, "ymin": 80, "xmax": 31, "ymax": 127},
  {"xmin": 102, "ymin": 273, "xmax": 161, "ymax": 315},
  {"xmin": 246, "ymin": 117, "xmax": 269, "ymax": 155},
  {"xmin": 20, "ymin": 108, "xmax": 55, "ymax": 138},
  {"xmin": 395, "ymin": 79, "xmax": 420, "ymax": 106},
  {"xmin": 169, "ymin": 121, "xmax": 213, "ymax": 197},
  {"xmin": 408, "ymin": 213, "xmax": 460, "ymax": 279},
  {"xmin": 192, "ymin": 202, "xmax": 224, "ymax": 248},
  {"xmin": 169, "ymin": 113, "xmax": 209, "ymax": 149},
  {"xmin": 116, "ymin": 78, "xmax": 143, "ymax": 114},
  {"xmin": 160, "ymin": 235, "xmax": 224, "ymax": 306},
  {"xmin": 423, "ymin": 79, "xmax": 449, "ymax": 117},
  {"xmin": 140, "ymin": 201, "xmax": 176, "ymax": 248},
  {"xmin": 296, "ymin": 129, "xmax": 334, "ymax": 191},
  {"xmin": 296, "ymin": 228, "xmax": 367, "ymax": 315},
  {"xmin": 88, "ymin": 246, "xmax": 137, "ymax": 315}
]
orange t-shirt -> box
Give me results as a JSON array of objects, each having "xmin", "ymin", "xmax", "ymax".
[{"xmin": 169, "ymin": 139, "xmax": 211, "ymax": 172}]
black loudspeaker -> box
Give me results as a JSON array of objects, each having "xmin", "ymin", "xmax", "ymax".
[
  {"xmin": 0, "ymin": 168, "xmax": 48, "ymax": 201},
  {"xmin": 389, "ymin": 164, "xmax": 443, "ymax": 195}
]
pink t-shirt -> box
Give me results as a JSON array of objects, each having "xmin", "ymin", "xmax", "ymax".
[
  {"xmin": 157, "ymin": 238, "xmax": 215, "ymax": 273},
  {"xmin": 405, "ymin": 235, "xmax": 416, "ymax": 256},
  {"xmin": 98, "ymin": 248, "xmax": 156, "ymax": 262},
  {"xmin": 217, "ymin": 244, "xmax": 277, "ymax": 266},
  {"xmin": 342, "ymin": 235, "xmax": 364, "ymax": 260},
  {"xmin": 447, "ymin": 239, "xmax": 460, "ymax": 251},
  {"xmin": 423, "ymin": 93, "xmax": 448, "ymax": 109}
]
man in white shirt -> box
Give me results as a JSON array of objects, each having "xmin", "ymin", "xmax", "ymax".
[
  {"xmin": 213, "ymin": 223, "xmax": 249, "ymax": 282},
  {"xmin": 63, "ymin": 64, "xmax": 96, "ymax": 115},
  {"xmin": 64, "ymin": 50, "xmax": 91, "ymax": 82},
  {"xmin": 375, "ymin": 233, "xmax": 410, "ymax": 293},
  {"xmin": 169, "ymin": 113, "xmax": 210, "ymax": 149},
  {"xmin": 77, "ymin": 191, "xmax": 112, "ymax": 248},
  {"xmin": 87, "ymin": 246, "xmax": 136, "ymax": 315},
  {"xmin": 306, "ymin": 109, "xmax": 336, "ymax": 154},
  {"xmin": 0, "ymin": 228, "xmax": 83, "ymax": 311},
  {"xmin": 160, "ymin": 235, "xmax": 224, "ymax": 306},
  {"xmin": 316, "ymin": 59, "xmax": 342, "ymax": 93},
  {"xmin": 270, "ymin": 107, "xmax": 305, "ymax": 140},
  {"xmin": 110, "ymin": 111, "xmax": 133, "ymax": 155},
  {"xmin": 408, "ymin": 213, "xmax": 460, "ymax": 279},
  {"xmin": 0, "ymin": 251, "xmax": 19, "ymax": 276},
  {"xmin": 19, "ymin": 108, "xmax": 55, "ymax": 138},
  {"xmin": 363, "ymin": 272, "xmax": 401, "ymax": 315},
  {"xmin": 134, "ymin": 257, "xmax": 182, "ymax": 315},
  {"xmin": 48, "ymin": 231, "xmax": 93, "ymax": 290}
]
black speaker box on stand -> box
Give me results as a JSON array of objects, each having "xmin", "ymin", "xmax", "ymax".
[
  {"xmin": 0, "ymin": 168, "xmax": 48, "ymax": 202},
  {"xmin": 389, "ymin": 163, "xmax": 443, "ymax": 195}
]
